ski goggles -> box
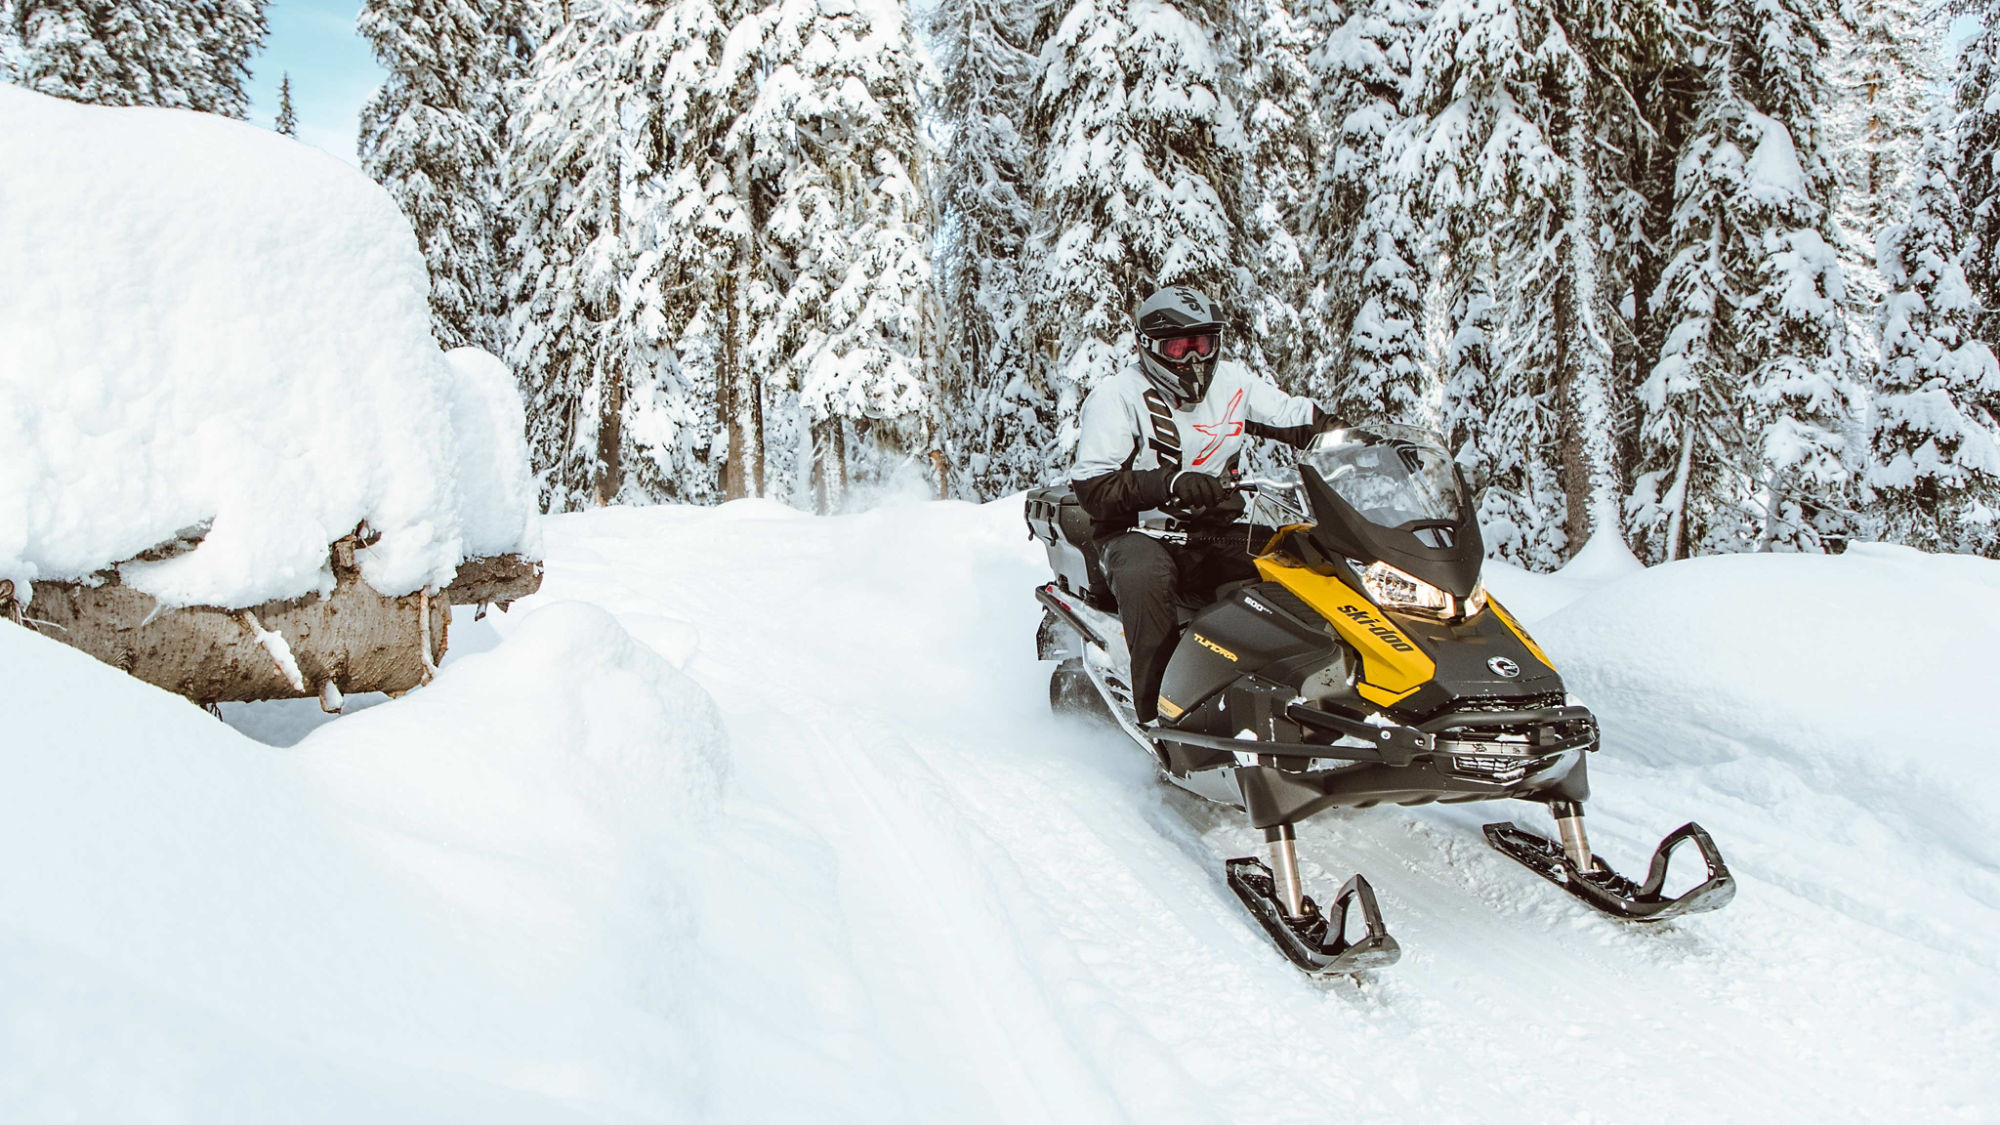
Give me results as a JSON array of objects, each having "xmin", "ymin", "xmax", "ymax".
[{"xmin": 1143, "ymin": 331, "xmax": 1220, "ymax": 362}]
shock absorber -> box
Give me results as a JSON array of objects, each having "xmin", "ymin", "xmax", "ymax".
[
  {"xmin": 1550, "ymin": 799, "xmax": 1593, "ymax": 871},
  {"xmin": 1266, "ymin": 823, "xmax": 1308, "ymax": 918}
]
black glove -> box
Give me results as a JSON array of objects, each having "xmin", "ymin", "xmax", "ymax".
[{"xmin": 1169, "ymin": 470, "xmax": 1229, "ymax": 512}]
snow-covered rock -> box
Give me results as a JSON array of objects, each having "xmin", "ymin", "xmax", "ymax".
[{"xmin": 0, "ymin": 86, "xmax": 538, "ymax": 610}]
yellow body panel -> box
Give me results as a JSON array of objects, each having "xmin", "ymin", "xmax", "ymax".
[
  {"xmin": 1486, "ymin": 598, "xmax": 1552, "ymax": 669},
  {"xmin": 1254, "ymin": 558, "xmax": 1437, "ymax": 708}
]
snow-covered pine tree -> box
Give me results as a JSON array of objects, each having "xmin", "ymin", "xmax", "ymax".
[
  {"xmin": 504, "ymin": 0, "xmax": 651, "ymax": 509},
  {"xmin": 1637, "ymin": 0, "xmax": 1855, "ymax": 557},
  {"xmin": 720, "ymin": 0, "xmax": 931, "ymax": 512},
  {"xmin": 1440, "ymin": 265, "xmax": 1568, "ymax": 569},
  {"xmin": 274, "ymin": 71, "xmax": 296, "ymax": 135},
  {"xmin": 610, "ymin": 0, "xmax": 738, "ymax": 505},
  {"xmin": 1235, "ymin": 0, "xmax": 1321, "ymax": 398},
  {"xmin": 1400, "ymin": 0, "xmax": 1634, "ymax": 558},
  {"xmin": 1, "ymin": 0, "xmax": 266, "ymax": 116},
  {"xmin": 1825, "ymin": 0, "xmax": 1933, "ymax": 358},
  {"xmin": 929, "ymin": 0, "xmax": 1045, "ymax": 499},
  {"xmin": 1307, "ymin": 0, "xmax": 1431, "ymax": 426},
  {"xmin": 1025, "ymin": 0, "xmax": 1241, "ymax": 450},
  {"xmin": 1955, "ymin": 1, "xmax": 2000, "ymax": 353},
  {"xmin": 360, "ymin": 0, "xmax": 533, "ymax": 354},
  {"xmin": 1868, "ymin": 109, "xmax": 2000, "ymax": 553}
]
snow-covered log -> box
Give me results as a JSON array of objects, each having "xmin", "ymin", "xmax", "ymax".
[
  {"xmin": 2, "ymin": 539, "xmax": 541, "ymax": 707},
  {"xmin": 0, "ymin": 86, "xmax": 542, "ymax": 703}
]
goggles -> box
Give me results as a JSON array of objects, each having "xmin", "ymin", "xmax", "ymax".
[{"xmin": 1143, "ymin": 331, "xmax": 1220, "ymax": 363}]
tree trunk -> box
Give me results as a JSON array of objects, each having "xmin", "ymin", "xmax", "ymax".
[
  {"xmin": 722, "ymin": 154, "xmax": 764, "ymax": 501},
  {"xmin": 592, "ymin": 361, "xmax": 625, "ymax": 506},
  {"xmin": 1554, "ymin": 96, "xmax": 1624, "ymax": 554},
  {"xmin": 811, "ymin": 416, "xmax": 847, "ymax": 513}
]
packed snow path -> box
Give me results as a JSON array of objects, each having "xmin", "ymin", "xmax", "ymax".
[
  {"xmin": 7, "ymin": 497, "xmax": 1994, "ymax": 1120},
  {"xmin": 497, "ymin": 499, "xmax": 1993, "ymax": 1122}
]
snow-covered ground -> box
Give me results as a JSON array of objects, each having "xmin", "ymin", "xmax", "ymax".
[{"xmin": 4, "ymin": 496, "xmax": 1997, "ymax": 1121}]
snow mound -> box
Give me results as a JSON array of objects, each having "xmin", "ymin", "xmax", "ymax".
[
  {"xmin": 0, "ymin": 602, "xmax": 727, "ymax": 1118},
  {"xmin": 1521, "ymin": 542, "xmax": 2000, "ymax": 946},
  {"xmin": 0, "ymin": 86, "xmax": 537, "ymax": 609}
]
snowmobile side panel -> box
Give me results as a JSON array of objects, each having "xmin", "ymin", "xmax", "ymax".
[
  {"xmin": 1157, "ymin": 588, "xmax": 1332, "ymax": 725},
  {"xmin": 1226, "ymin": 858, "xmax": 1401, "ymax": 975},
  {"xmin": 1483, "ymin": 821, "xmax": 1736, "ymax": 921},
  {"xmin": 1253, "ymin": 558, "xmax": 1437, "ymax": 707}
]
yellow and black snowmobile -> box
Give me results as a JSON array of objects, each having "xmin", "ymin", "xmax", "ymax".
[{"xmin": 1027, "ymin": 425, "xmax": 1734, "ymax": 976}]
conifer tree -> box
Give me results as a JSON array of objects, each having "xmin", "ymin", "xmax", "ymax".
[
  {"xmin": 930, "ymin": 0, "xmax": 1045, "ymax": 499},
  {"xmin": 1825, "ymin": 0, "xmax": 1933, "ymax": 317},
  {"xmin": 1236, "ymin": 0, "xmax": 1321, "ymax": 396},
  {"xmin": 2, "ymin": 0, "xmax": 267, "ymax": 116},
  {"xmin": 1955, "ymin": 2, "xmax": 2000, "ymax": 351},
  {"xmin": 274, "ymin": 70, "xmax": 296, "ymax": 136},
  {"xmin": 1868, "ymin": 112, "xmax": 2000, "ymax": 553},
  {"xmin": 1401, "ymin": 0, "xmax": 1634, "ymax": 558},
  {"xmin": 1025, "ymin": 0, "xmax": 1241, "ymax": 449},
  {"xmin": 360, "ymin": 0, "xmax": 533, "ymax": 353},
  {"xmin": 504, "ymin": 0, "xmax": 649, "ymax": 509},
  {"xmin": 1308, "ymin": 0, "xmax": 1430, "ymax": 426},
  {"xmin": 1636, "ymin": 0, "xmax": 1856, "ymax": 557},
  {"xmin": 740, "ymin": 0, "xmax": 931, "ymax": 511}
]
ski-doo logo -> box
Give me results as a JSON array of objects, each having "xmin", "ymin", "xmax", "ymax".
[
  {"xmin": 1336, "ymin": 604, "xmax": 1418, "ymax": 653},
  {"xmin": 1193, "ymin": 633, "xmax": 1239, "ymax": 662}
]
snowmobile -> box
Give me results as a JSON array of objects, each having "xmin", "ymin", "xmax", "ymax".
[{"xmin": 1026, "ymin": 425, "xmax": 1734, "ymax": 976}]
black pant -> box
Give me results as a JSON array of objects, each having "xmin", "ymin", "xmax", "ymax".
[{"xmin": 1100, "ymin": 531, "xmax": 1259, "ymax": 723}]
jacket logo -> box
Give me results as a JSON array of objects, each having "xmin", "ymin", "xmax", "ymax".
[
  {"xmin": 1190, "ymin": 387, "xmax": 1245, "ymax": 466},
  {"xmin": 1336, "ymin": 604, "xmax": 1417, "ymax": 653},
  {"xmin": 1193, "ymin": 633, "xmax": 1239, "ymax": 661}
]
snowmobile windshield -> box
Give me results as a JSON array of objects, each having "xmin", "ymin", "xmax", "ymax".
[{"xmin": 1298, "ymin": 427, "xmax": 1463, "ymax": 529}]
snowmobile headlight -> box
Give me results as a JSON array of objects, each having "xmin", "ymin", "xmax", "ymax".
[
  {"xmin": 1360, "ymin": 564, "xmax": 1485, "ymax": 620},
  {"xmin": 1360, "ymin": 561, "xmax": 1453, "ymax": 617}
]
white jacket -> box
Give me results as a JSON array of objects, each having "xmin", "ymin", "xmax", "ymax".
[{"xmin": 1070, "ymin": 362, "xmax": 1324, "ymax": 529}]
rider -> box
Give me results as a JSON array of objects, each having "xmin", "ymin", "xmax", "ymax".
[{"xmin": 1072, "ymin": 285, "xmax": 1335, "ymax": 725}]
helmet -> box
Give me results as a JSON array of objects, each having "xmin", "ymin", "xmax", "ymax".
[{"xmin": 1134, "ymin": 286, "xmax": 1223, "ymax": 403}]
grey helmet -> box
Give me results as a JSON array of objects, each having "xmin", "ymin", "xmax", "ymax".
[{"xmin": 1134, "ymin": 286, "xmax": 1224, "ymax": 403}]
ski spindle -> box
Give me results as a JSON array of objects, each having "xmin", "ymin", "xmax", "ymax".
[
  {"xmin": 1551, "ymin": 800, "xmax": 1592, "ymax": 871},
  {"xmin": 1266, "ymin": 824, "xmax": 1308, "ymax": 919}
]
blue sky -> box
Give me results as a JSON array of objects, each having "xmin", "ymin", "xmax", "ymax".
[{"xmin": 244, "ymin": 0, "xmax": 383, "ymax": 164}]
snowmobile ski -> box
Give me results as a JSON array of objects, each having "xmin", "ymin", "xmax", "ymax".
[
  {"xmin": 1483, "ymin": 820, "xmax": 1736, "ymax": 921},
  {"xmin": 1225, "ymin": 858, "xmax": 1401, "ymax": 975}
]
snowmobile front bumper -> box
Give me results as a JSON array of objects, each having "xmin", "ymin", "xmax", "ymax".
[
  {"xmin": 1225, "ymin": 858, "xmax": 1401, "ymax": 975},
  {"xmin": 1484, "ymin": 820, "xmax": 1736, "ymax": 921}
]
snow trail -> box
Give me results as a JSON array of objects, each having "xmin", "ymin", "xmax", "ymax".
[{"xmin": 500, "ymin": 497, "xmax": 1998, "ymax": 1121}]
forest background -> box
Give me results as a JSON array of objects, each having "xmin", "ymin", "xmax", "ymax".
[{"xmin": 4, "ymin": 0, "xmax": 1998, "ymax": 567}]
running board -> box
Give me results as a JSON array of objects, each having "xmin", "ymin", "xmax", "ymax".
[
  {"xmin": 1483, "ymin": 821, "xmax": 1736, "ymax": 921},
  {"xmin": 1225, "ymin": 858, "xmax": 1401, "ymax": 975}
]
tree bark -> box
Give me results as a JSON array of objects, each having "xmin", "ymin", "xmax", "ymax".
[
  {"xmin": 1553, "ymin": 91, "xmax": 1624, "ymax": 553},
  {"xmin": 811, "ymin": 416, "xmax": 847, "ymax": 513}
]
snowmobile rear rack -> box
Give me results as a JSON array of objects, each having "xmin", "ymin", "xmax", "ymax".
[
  {"xmin": 1226, "ymin": 858, "xmax": 1401, "ymax": 975},
  {"xmin": 1036, "ymin": 584, "xmax": 1109, "ymax": 650},
  {"xmin": 1484, "ymin": 820, "xmax": 1736, "ymax": 921}
]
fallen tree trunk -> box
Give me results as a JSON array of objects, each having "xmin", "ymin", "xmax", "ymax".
[{"xmin": 0, "ymin": 538, "xmax": 541, "ymax": 705}]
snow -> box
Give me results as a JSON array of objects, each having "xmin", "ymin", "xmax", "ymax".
[
  {"xmin": 3, "ymin": 496, "xmax": 1996, "ymax": 1118},
  {"xmin": 0, "ymin": 87, "xmax": 537, "ymax": 609}
]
